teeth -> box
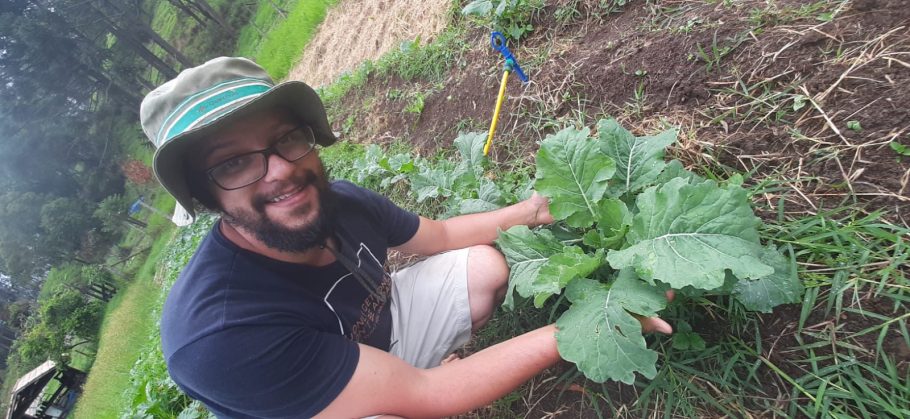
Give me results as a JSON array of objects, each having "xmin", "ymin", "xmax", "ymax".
[{"xmin": 269, "ymin": 187, "xmax": 301, "ymax": 203}]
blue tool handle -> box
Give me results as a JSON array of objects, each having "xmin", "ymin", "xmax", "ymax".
[{"xmin": 490, "ymin": 32, "xmax": 529, "ymax": 83}]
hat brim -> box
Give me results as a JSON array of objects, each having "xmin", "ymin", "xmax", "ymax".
[{"xmin": 152, "ymin": 81, "xmax": 337, "ymax": 220}]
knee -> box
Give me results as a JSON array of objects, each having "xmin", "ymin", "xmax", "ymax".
[{"xmin": 467, "ymin": 245, "xmax": 509, "ymax": 292}]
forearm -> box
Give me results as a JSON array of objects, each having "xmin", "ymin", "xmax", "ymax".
[
  {"xmin": 440, "ymin": 200, "xmax": 536, "ymax": 249},
  {"xmin": 412, "ymin": 324, "xmax": 560, "ymax": 417}
]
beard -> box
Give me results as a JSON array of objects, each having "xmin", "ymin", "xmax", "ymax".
[{"xmin": 222, "ymin": 168, "xmax": 336, "ymax": 253}]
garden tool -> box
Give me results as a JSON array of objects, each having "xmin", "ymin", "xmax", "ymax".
[{"xmin": 484, "ymin": 32, "xmax": 529, "ymax": 156}]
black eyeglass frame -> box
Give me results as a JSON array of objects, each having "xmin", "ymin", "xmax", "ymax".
[{"xmin": 204, "ymin": 125, "xmax": 317, "ymax": 191}]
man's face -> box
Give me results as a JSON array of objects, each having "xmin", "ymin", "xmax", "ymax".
[{"xmin": 191, "ymin": 108, "xmax": 334, "ymax": 252}]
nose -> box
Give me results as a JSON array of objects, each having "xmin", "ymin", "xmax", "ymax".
[{"xmin": 262, "ymin": 152, "xmax": 296, "ymax": 182}]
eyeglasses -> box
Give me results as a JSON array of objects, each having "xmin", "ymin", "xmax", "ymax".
[{"xmin": 206, "ymin": 125, "xmax": 317, "ymax": 190}]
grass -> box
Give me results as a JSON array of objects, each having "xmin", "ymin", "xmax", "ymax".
[
  {"xmin": 70, "ymin": 251, "xmax": 169, "ymax": 419},
  {"xmin": 235, "ymin": 0, "xmax": 338, "ymax": 81},
  {"xmin": 320, "ymin": 25, "xmax": 468, "ymax": 108},
  {"xmin": 759, "ymin": 208, "xmax": 910, "ymax": 417}
]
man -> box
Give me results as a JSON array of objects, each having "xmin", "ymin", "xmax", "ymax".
[{"xmin": 140, "ymin": 57, "xmax": 671, "ymax": 418}]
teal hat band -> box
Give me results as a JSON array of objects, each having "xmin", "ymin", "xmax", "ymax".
[{"xmin": 156, "ymin": 78, "xmax": 272, "ymax": 146}]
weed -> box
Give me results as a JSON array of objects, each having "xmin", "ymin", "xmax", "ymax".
[
  {"xmin": 554, "ymin": 0, "xmax": 583, "ymax": 25},
  {"xmin": 673, "ymin": 17, "xmax": 702, "ymax": 34},
  {"xmin": 623, "ymin": 70, "xmax": 648, "ymax": 117},
  {"xmin": 748, "ymin": 1, "xmax": 848, "ymax": 29},
  {"xmin": 386, "ymin": 88, "xmax": 406, "ymax": 101},
  {"xmin": 706, "ymin": 74, "xmax": 802, "ymax": 127},
  {"xmin": 597, "ymin": 0, "xmax": 632, "ymax": 15},
  {"xmin": 694, "ymin": 31, "xmax": 749, "ymax": 73},
  {"xmin": 641, "ymin": 3, "xmax": 694, "ymax": 33},
  {"xmin": 890, "ymin": 140, "xmax": 910, "ymax": 157},
  {"xmin": 455, "ymin": 117, "xmax": 483, "ymax": 134},
  {"xmin": 403, "ymin": 91, "xmax": 427, "ymax": 115},
  {"xmin": 341, "ymin": 114, "xmax": 356, "ymax": 136}
]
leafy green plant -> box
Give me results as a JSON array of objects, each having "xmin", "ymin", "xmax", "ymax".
[
  {"xmin": 890, "ymin": 140, "xmax": 910, "ymax": 156},
  {"xmin": 625, "ymin": 70, "xmax": 648, "ymax": 116},
  {"xmin": 495, "ymin": 119, "xmax": 805, "ymax": 383},
  {"xmin": 462, "ymin": 0, "xmax": 543, "ymax": 40},
  {"xmin": 403, "ymin": 91, "xmax": 427, "ymax": 115},
  {"xmin": 409, "ymin": 133, "xmax": 521, "ymax": 216}
]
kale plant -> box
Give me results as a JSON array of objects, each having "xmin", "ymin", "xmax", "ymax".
[
  {"xmin": 461, "ymin": 0, "xmax": 543, "ymax": 41},
  {"xmin": 495, "ymin": 119, "xmax": 804, "ymax": 383}
]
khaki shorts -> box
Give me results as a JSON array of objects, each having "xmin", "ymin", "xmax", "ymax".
[{"xmin": 387, "ymin": 248, "xmax": 473, "ymax": 369}]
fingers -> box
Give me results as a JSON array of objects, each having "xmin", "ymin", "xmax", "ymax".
[
  {"xmin": 440, "ymin": 353, "xmax": 461, "ymax": 366},
  {"xmin": 526, "ymin": 192, "xmax": 555, "ymax": 226},
  {"xmin": 639, "ymin": 316, "xmax": 673, "ymax": 335},
  {"xmin": 636, "ymin": 289, "xmax": 675, "ymax": 335}
]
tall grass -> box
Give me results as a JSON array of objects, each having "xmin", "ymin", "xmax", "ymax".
[
  {"xmin": 235, "ymin": 0, "xmax": 338, "ymax": 80},
  {"xmin": 70, "ymin": 264, "xmax": 167, "ymax": 419}
]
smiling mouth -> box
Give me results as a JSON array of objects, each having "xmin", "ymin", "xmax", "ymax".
[{"xmin": 268, "ymin": 185, "xmax": 305, "ymax": 203}]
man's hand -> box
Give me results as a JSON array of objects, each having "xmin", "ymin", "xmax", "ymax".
[
  {"xmin": 523, "ymin": 192, "xmax": 554, "ymax": 227},
  {"xmin": 637, "ymin": 290, "xmax": 675, "ymax": 334}
]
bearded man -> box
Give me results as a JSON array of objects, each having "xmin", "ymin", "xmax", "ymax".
[{"xmin": 140, "ymin": 57, "xmax": 671, "ymax": 418}]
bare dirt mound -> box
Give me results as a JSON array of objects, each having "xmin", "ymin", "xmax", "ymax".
[{"xmin": 287, "ymin": 0, "xmax": 452, "ymax": 87}]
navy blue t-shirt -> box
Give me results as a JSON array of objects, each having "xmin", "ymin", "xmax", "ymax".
[{"xmin": 160, "ymin": 181, "xmax": 420, "ymax": 418}]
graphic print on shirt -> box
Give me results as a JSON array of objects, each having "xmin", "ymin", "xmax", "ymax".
[{"xmin": 323, "ymin": 242, "xmax": 391, "ymax": 343}]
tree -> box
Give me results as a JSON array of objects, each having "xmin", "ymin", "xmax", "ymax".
[
  {"xmin": 0, "ymin": 192, "xmax": 55, "ymax": 282},
  {"xmin": 186, "ymin": 0, "xmax": 234, "ymax": 34},
  {"xmin": 14, "ymin": 288, "xmax": 104, "ymax": 365},
  {"xmin": 5, "ymin": 299, "xmax": 33, "ymax": 330},
  {"xmin": 96, "ymin": 0, "xmax": 194, "ymax": 68},
  {"xmin": 40, "ymin": 197, "xmax": 101, "ymax": 256}
]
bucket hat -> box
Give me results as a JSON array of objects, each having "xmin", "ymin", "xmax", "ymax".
[{"xmin": 140, "ymin": 56, "xmax": 337, "ymax": 221}]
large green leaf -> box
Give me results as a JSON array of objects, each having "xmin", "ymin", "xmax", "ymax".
[
  {"xmin": 462, "ymin": 0, "xmax": 493, "ymax": 15},
  {"xmin": 733, "ymin": 245, "xmax": 804, "ymax": 312},
  {"xmin": 597, "ymin": 119, "xmax": 677, "ymax": 197},
  {"xmin": 555, "ymin": 271, "xmax": 667, "ymax": 384},
  {"xmin": 583, "ymin": 198, "xmax": 632, "ymax": 250},
  {"xmin": 655, "ymin": 159, "xmax": 703, "ymax": 185},
  {"xmin": 454, "ymin": 132, "xmax": 487, "ymax": 180},
  {"xmin": 532, "ymin": 246, "xmax": 604, "ymax": 307},
  {"xmin": 455, "ymin": 179, "xmax": 505, "ymax": 215},
  {"xmin": 535, "ymin": 127, "xmax": 616, "ymax": 228},
  {"xmin": 477, "ymin": 178, "xmax": 504, "ymax": 203},
  {"xmin": 495, "ymin": 226, "xmax": 565, "ymax": 309},
  {"xmin": 606, "ymin": 177, "xmax": 773, "ymax": 290},
  {"xmin": 410, "ymin": 165, "xmax": 457, "ymax": 202}
]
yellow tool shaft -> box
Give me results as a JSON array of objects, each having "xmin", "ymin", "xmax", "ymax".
[{"xmin": 484, "ymin": 70, "xmax": 511, "ymax": 156}]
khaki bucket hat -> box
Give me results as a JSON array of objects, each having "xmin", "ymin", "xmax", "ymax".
[{"xmin": 139, "ymin": 56, "xmax": 337, "ymax": 221}]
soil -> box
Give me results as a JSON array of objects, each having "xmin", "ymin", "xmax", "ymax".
[{"xmin": 295, "ymin": 0, "xmax": 909, "ymax": 416}]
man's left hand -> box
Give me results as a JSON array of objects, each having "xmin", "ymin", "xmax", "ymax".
[{"xmin": 524, "ymin": 192, "xmax": 554, "ymax": 227}]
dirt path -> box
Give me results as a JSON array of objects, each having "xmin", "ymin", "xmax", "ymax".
[{"xmin": 287, "ymin": 0, "xmax": 452, "ymax": 87}]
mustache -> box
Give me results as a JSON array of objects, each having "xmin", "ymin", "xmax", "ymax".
[{"xmin": 252, "ymin": 170, "xmax": 321, "ymax": 208}]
